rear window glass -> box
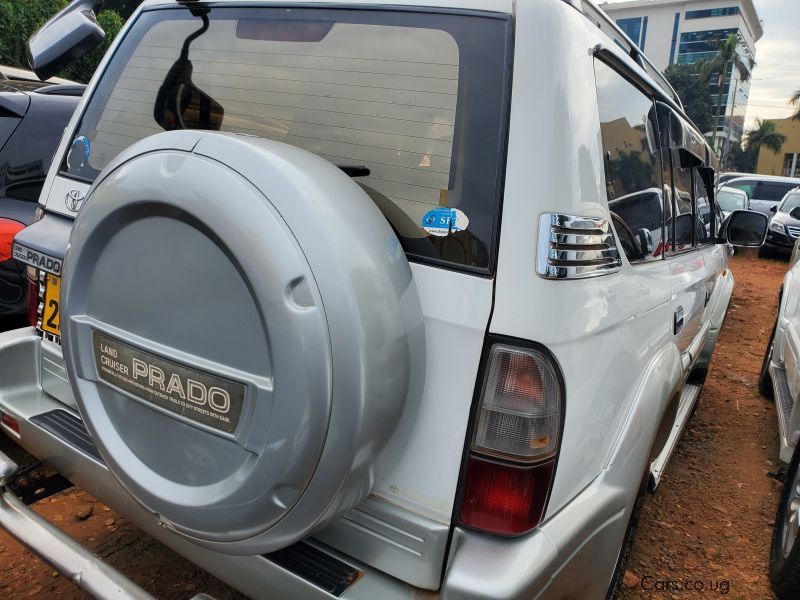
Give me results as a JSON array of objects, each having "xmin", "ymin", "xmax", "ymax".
[{"xmin": 61, "ymin": 7, "xmax": 511, "ymax": 272}]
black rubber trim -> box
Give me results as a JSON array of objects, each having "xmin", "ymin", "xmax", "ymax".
[
  {"xmin": 30, "ymin": 409, "xmax": 103, "ymax": 464},
  {"xmin": 264, "ymin": 542, "xmax": 361, "ymax": 597}
]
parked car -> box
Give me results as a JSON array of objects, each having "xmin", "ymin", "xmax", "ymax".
[
  {"xmin": 0, "ymin": 75, "xmax": 83, "ymax": 322},
  {"xmin": 0, "ymin": 1, "xmax": 768, "ymax": 599},
  {"xmin": 716, "ymin": 185, "xmax": 749, "ymax": 219},
  {"xmin": 725, "ymin": 175, "xmax": 800, "ymax": 217},
  {"xmin": 758, "ymin": 243, "xmax": 800, "ymax": 598},
  {"xmin": 761, "ymin": 188, "xmax": 800, "ymax": 258},
  {"xmin": 717, "ymin": 171, "xmax": 754, "ymax": 186}
]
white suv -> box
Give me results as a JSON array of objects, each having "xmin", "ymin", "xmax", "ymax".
[{"xmin": 0, "ymin": 1, "xmax": 768, "ymax": 598}]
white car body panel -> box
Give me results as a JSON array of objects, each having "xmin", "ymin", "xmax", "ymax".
[{"xmin": 5, "ymin": 0, "xmax": 737, "ymax": 598}]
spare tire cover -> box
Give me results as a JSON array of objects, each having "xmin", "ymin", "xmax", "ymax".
[{"xmin": 61, "ymin": 131, "xmax": 421, "ymax": 554}]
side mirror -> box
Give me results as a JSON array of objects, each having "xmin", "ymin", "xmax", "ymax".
[
  {"xmin": 26, "ymin": 0, "xmax": 106, "ymax": 81},
  {"xmin": 770, "ymin": 205, "xmax": 778, "ymax": 213},
  {"xmin": 718, "ymin": 210, "xmax": 768, "ymax": 247},
  {"xmin": 153, "ymin": 13, "xmax": 224, "ymax": 132}
]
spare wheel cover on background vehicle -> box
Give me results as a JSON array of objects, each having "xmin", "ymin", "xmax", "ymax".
[{"xmin": 60, "ymin": 131, "xmax": 421, "ymax": 554}]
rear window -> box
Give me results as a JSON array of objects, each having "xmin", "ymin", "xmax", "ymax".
[{"xmin": 61, "ymin": 6, "xmax": 511, "ymax": 272}]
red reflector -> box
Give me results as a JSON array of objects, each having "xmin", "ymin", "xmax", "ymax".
[
  {"xmin": 0, "ymin": 218, "xmax": 24, "ymax": 263},
  {"xmin": 459, "ymin": 455, "xmax": 554, "ymax": 535},
  {"xmin": 1, "ymin": 413, "xmax": 19, "ymax": 434}
]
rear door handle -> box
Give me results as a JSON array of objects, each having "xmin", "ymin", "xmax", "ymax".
[{"xmin": 674, "ymin": 306, "xmax": 684, "ymax": 334}]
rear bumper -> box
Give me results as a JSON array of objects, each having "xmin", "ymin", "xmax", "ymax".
[{"xmin": 0, "ymin": 327, "xmax": 628, "ymax": 600}]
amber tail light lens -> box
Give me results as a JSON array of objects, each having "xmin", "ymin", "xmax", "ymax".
[{"xmin": 459, "ymin": 341, "xmax": 563, "ymax": 536}]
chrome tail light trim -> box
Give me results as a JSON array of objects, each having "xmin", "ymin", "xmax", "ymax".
[{"xmin": 536, "ymin": 213, "xmax": 622, "ymax": 280}]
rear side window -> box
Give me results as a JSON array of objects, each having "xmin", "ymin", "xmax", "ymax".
[
  {"xmin": 594, "ymin": 59, "xmax": 664, "ymax": 263},
  {"xmin": 728, "ymin": 179, "xmax": 757, "ymax": 197},
  {"xmin": 670, "ymin": 162, "xmax": 694, "ymax": 251},
  {"xmin": 757, "ymin": 182, "xmax": 796, "ymax": 202},
  {"xmin": 61, "ymin": 7, "xmax": 511, "ymax": 272}
]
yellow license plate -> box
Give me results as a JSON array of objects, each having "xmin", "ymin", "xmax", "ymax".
[{"xmin": 41, "ymin": 274, "xmax": 61, "ymax": 336}]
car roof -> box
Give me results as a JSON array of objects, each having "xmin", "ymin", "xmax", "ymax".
[
  {"xmin": 0, "ymin": 64, "xmax": 75, "ymax": 86},
  {"xmin": 718, "ymin": 186, "xmax": 747, "ymax": 195},
  {"xmin": 726, "ymin": 175, "xmax": 800, "ymax": 185},
  {"xmin": 140, "ymin": 0, "xmax": 513, "ymax": 11}
]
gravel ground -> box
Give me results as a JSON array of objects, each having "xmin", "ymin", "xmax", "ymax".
[
  {"xmin": 0, "ymin": 251, "xmax": 788, "ymax": 599},
  {"xmin": 621, "ymin": 250, "xmax": 785, "ymax": 599}
]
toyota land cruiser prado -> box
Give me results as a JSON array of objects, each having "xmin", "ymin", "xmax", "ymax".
[{"xmin": 0, "ymin": 0, "xmax": 768, "ymax": 598}]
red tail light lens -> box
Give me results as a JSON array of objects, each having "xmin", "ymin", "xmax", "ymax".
[
  {"xmin": 460, "ymin": 456, "xmax": 554, "ymax": 535},
  {"xmin": 0, "ymin": 218, "xmax": 24, "ymax": 263},
  {"xmin": 1, "ymin": 412, "xmax": 20, "ymax": 435}
]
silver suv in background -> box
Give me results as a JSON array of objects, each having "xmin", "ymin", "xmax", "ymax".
[
  {"xmin": 0, "ymin": 1, "xmax": 768, "ymax": 598},
  {"xmin": 725, "ymin": 175, "xmax": 800, "ymax": 216}
]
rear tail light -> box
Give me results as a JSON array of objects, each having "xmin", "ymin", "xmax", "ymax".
[
  {"xmin": 0, "ymin": 217, "xmax": 24, "ymax": 263},
  {"xmin": 459, "ymin": 342, "xmax": 563, "ymax": 536},
  {"xmin": 473, "ymin": 345, "xmax": 561, "ymax": 462},
  {"xmin": 1, "ymin": 412, "xmax": 20, "ymax": 436}
]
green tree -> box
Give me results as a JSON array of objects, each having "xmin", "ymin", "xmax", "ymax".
[
  {"xmin": 791, "ymin": 89, "xmax": 800, "ymax": 121},
  {"xmin": 746, "ymin": 118, "xmax": 786, "ymax": 155},
  {"xmin": 664, "ymin": 63, "xmax": 714, "ymax": 134},
  {"xmin": 60, "ymin": 9, "xmax": 124, "ymax": 83},
  {"xmin": 727, "ymin": 141, "xmax": 755, "ymax": 172},
  {"xmin": 0, "ymin": 1, "xmax": 123, "ymax": 83},
  {"xmin": 103, "ymin": 0, "xmax": 139, "ymax": 19},
  {"xmin": 707, "ymin": 33, "xmax": 754, "ymax": 153}
]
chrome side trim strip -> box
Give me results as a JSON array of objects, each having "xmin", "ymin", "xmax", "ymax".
[{"xmin": 537, "ymin": 213, "xmax": 622, "ymax": 279}]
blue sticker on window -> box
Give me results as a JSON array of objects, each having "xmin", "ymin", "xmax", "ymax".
[
  {"xmin": 67, "ymin": 136, "xmax": 90, "ymax": 170},
  {"xmin": 421, "ymin": 207, "xmax": 469, "ymax": 237}
]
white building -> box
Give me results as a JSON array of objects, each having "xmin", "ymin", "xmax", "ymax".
[{"xmin": 599, "ymin": 0, "xmax": 762, "ymax": 147}]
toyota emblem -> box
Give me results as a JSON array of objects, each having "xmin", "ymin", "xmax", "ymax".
[{"xmin": 65, "ymin": 189, "xmax": 85, "ymax": 212}]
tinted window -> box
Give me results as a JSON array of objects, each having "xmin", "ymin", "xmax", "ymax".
[
  {"xmin": 694, "ymin": 168, "xmax": 712, "ymax": 244},
  {"xmin": 62, "ymin": 7, "xmax": 510, "ymax": 272},
  {"xmin": 595, "ymin": 60, "xmax": 663, "ymax": 263},
  {"xmin": 670, "ymin": 162, "xmax": 694, "ymax": 250},
  {"xmin": 756, "ymin": 182, "xmax": 797, "ymax": 202}
]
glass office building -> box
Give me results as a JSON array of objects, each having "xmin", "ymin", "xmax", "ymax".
[{"xmin": 600, "ymin": 1, "xmax": 762, "ymax": 151}]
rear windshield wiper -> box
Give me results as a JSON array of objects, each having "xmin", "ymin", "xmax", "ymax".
[{"xmin": 337, "ymin": 165, "xmax": 370, "ymax": 178}]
